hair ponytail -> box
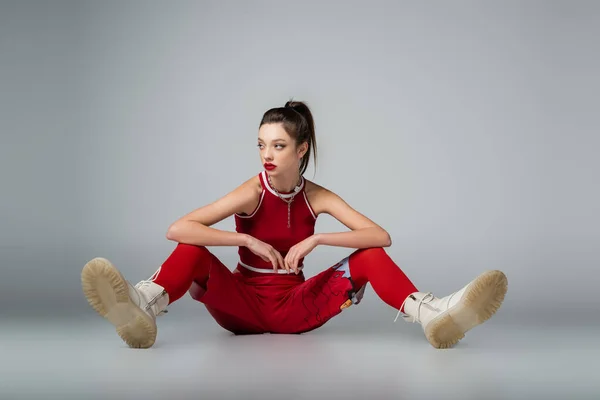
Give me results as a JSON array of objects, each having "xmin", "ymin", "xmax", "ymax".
[{"xmin": 259, "ymin": 99, "xmax": 317, "ymax": 176}]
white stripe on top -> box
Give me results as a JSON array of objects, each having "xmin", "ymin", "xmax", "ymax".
[{"xmin": 238, "ymin": 260, "xmax": 304, "ymax": 274}]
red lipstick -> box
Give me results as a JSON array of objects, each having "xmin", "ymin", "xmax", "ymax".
[{"xmin": 264, "ymin": 163, "xmax": 276, "ymax": 170}]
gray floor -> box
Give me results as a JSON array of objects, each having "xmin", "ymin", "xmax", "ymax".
[{"xmin": 3, "ymin": 308, "xmax": 598, "ymax": 400}]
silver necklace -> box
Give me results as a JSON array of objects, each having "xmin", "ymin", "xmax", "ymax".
[{"xmin": 268, "ymin": 174, "xmax": 302, "ymax": 228}]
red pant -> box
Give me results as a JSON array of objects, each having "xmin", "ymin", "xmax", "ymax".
[{"xmin": 151, "ymin": 244, "xmax": 418, "ymax": 334}]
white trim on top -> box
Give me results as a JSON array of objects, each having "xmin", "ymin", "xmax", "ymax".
[
  {"xmin": 303, "ymin": 190, "xmax": 317, "ymax": 220},
  {"xmin": 238, "ymin": 260, "xmax": 304, "ymax": 274},
  {"xmin": 261, "ymin": 170, "xmax": 305, "ymax": 199},
  {"xmin": 235, "ymin": 189, "xmax": 265, "ymax": 218}
]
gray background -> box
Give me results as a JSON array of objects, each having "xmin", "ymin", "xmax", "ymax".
[{"xmin": 1, "ymin": 1, "xmax": 599, "ymax": 399}]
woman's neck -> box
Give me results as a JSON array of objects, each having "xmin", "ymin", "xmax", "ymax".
[{"xmin": 268, "ymin": 172, "xmax": 301, "ymax": 193}]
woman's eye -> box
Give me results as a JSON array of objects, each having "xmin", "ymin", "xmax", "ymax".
[{"xmin": 257, "ymin": 144, "xmax": 284, "ymax": 149}]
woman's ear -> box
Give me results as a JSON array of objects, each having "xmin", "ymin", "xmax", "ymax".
[{"xmin": 298, "ymin": 142, "xmax": 308, "ymax": 159}]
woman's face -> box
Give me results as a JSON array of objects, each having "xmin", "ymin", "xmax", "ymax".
[{"xmin": 257, "ymin": 123, "xmax": 306, "ymax": 176}]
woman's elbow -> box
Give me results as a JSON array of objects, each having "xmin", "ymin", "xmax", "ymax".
[
  {"xmin": 166, "ymin": 223, "xmax": 179, "ymax": 241},
  {"xmin": 381, "ymin": 230, "xmax": 392, "ymax": 247}
]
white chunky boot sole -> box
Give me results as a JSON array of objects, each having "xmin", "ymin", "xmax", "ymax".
[
  {"xmin": 81, "ymin": 257, "xmax": 157, "ymax": 349},
  {"xmin": 425, "ymin": 270, "xmax": 508, "ymax": 349}
]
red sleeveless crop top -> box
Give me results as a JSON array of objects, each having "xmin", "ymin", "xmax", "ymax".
[{"xmin": 234, "ymin": 170, "xmax": 317, "ymax": 273}]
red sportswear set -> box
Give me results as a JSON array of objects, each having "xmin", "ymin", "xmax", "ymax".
[{"xmin": 151, "ymin": 170, "xmax": 418, "ymax": 334}]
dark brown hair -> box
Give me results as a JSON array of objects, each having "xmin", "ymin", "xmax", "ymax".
[{"xmin": 259, "ymin": 99, "xmax": 317, "ymax": 176}]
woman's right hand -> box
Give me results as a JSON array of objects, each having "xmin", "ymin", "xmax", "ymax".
[{"xmin": 244, "ymin": 235, "xmax": 288, "ymax": 273}]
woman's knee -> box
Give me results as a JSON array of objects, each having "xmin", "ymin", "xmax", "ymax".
[
  {"xmin": 174, "ymin": 242, "xmax": 211, "ymax": 257},
  {"xmin": 352, "ymin": 247, "xmax": 387, "ymax": 260}
]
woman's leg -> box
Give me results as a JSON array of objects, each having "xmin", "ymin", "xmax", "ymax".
[
  {"xmin": 269, "ymin": 247, "xmax": 418, "ymax": 335},
  {"xmin": 347, "ymin": 247, "xmax": 419, "ymax": 314},
  {"xmin": 348, "ymin": 247, "xmax": 508, "ymax": 349},
  {"xmin": 81, "ymin": 243, "xmax": 216, "ymax": 348},
  {"xmin": 82, "ymin": 243, "xmax": 269, "ymax": 347},
  {"xmin": 276, "ymin": 247, "xmax": 506, "ymax": 348},
  {"xmin": 149, "ymin": 243, "xmax": 213, "ymax": 304},
  {"xmin": 149, "ymin": 243, "xmax": 269, "ymax": 335}
]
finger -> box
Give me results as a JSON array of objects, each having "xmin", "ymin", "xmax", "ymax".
[
  {"xmin": 269, "ymin": 254, "xmax": 278, "ymax": 272},
  {"xmin": 259, "ymin": 247, "xmax": 270, "ymax": 262},
  {"xmin": 276, "ymin": 251, "xmax": 289, "ymax": 274},
  {"xmin": 284, "ymin": 256, "xmax": 292, "ymax": 274},
  {"xmin": 268, "ymin": 249, "xmax": 278, "ymax": 272},
  {"xmin": 288, "ymin": 252, "xmax": 296, "ymax": 275},
  {"xmin": 288, "ymin": 252, "xmax": 297, "ymax": 274},
  {"xmin": 293, "ymin": 256, "xmax": 299, "ymax": 274}
]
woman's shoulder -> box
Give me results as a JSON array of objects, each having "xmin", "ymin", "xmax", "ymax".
[
  {"xmin": 234, "ymin": 174, "xmax": 264, "ymax": 216},
  {"xmin": 249, "ymin": 173, "xmax": 263, "ymax": 193},
  {"xmin": 303, "ymin": 178, "xmax": 333, "ymax": 216},
  {"xmin": 235, "ymin": 173, "xmax": 263, "ymax": 195},
  {"xmin": 303, "ymin": 178, "xmax": 324, "ymax": 196}
]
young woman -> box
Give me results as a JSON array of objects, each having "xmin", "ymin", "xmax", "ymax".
[{"xmin": 81, "ymin": 100, "xmax": 508, "ymax": 350}]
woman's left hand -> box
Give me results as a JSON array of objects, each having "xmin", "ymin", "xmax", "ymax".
[{"xmin": 284, "ymin": 234, "xmax": 319, "ymax": 274}]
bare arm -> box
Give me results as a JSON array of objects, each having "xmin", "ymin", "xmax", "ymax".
[
  {"xmin": 312, "ymin": 187, "xmax": 391, "ymax": 249},
  {"xmin": 167, "ymin": 221, "xmax": 250, "ymax": 247},
  {"xmin": 165, "ymin": 177, "xmax": 259, "ymax": 247}
]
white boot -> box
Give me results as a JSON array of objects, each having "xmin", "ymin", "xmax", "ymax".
[
  {"xmin": 81, "ymin": 257, "xmax": 170, "ymax": 348},
  {"xmin": 395, "ymin": 270, "xmax": 508, "ymax": 349}
]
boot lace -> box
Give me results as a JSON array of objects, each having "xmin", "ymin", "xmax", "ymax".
[{"xmin": 394, "ymin": 292, "xmax": 436, "ymax": 323}]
